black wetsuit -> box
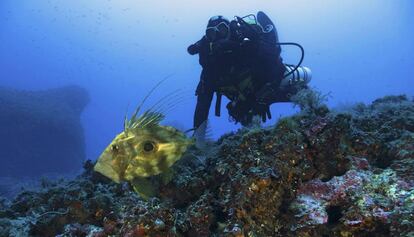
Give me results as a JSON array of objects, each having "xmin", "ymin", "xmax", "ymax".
[
  {"xmin": 189, "ymin": 21, "xmax": 286, "ymax": 128},
  {"xmin": 188, "ymin": 35, "xmax": 248, "ymax": 129}
]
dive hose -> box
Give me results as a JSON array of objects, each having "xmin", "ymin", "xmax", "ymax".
[{"xmin": 276, "ymin": 42, "xmax": 305, "ymax": 78}]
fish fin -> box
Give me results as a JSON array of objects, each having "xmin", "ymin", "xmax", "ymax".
[
  {"xmin": 149, "ymin": 89, "xmax": 187, "ymax": 116},
  {"xmin": 131, "ymin": 75, "xmax": 172, "ymax": 120},
  {"xmin": 131, "ymin": 110, "xmax": 165, "ymax": 129},
  {"xmin": 125, "ymin": 74, "xmax": 174, "ymax": 131},
  {"xmin": 204, "ymin": 121, "xmax": 213, "ymax": 140},
  {"xmin": 131, "ymin": 177, "xmax": 156, "ymax": 200},
  {"xmin": 193, "ymin": 120, "xmax": 213, "ymax": 150},
  {"xmin": 124, "ymin": 102, "xmax": 130, "ymax": 133},
  {"xmin": 161, "ymin": 169, "xmax": 175, "ymax": 185}
]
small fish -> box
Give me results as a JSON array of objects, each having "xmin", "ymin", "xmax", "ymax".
[{"xmin": 94, "ymin": 81, "xmax": 193, "ymax": 198}]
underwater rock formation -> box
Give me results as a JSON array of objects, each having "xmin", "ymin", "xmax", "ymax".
[
  {"xmin": 0, "ymin": 86, "xmax": 89, "ymax": 178},
  {"xmin": 0, "ymin": 92, "xmax": 413, "ymax": 237}
]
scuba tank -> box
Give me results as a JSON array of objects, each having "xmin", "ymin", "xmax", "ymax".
[
  {"xmin": 280, "ymin": 65, "xmax": 312, "ymax": 89},
  {"xmin": 221, "ymin": 12, "xmax": 313, "ymax": 125},
  {"xmin": 239, "ymin": 12, "xmax": 312, "ymax": 90}
]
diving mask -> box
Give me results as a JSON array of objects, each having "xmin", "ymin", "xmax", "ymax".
[
  {"xmin": 206, "ymin": 21, "xmax": 229, "ymax": 42},
  {"xmin": 240, "ymin": 14, "xmax": 258, "ymax": 25},
  {"xmin": 236, "ymin": 14, "xmax": 272, "ymax": 33}
]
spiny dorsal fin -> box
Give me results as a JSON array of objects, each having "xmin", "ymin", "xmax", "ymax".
[
  {"xmin": 124, "ymin": 75, "xmax": 174, "ymax": 133},
  {"xmin": 130, "ymin": 110, "xmax": 165, "ymax": 129}
]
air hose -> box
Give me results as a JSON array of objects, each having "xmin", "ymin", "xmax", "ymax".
[
  {"xmin": 235, "ymin": 16, "xmax": 306, "ymax": 80},
  {"xmin": 276, "ymin": 42, "xmax": 305, "ymax": 78}
]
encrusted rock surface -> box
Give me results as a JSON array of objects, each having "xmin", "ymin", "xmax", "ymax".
[{"xmin": 0, "ymin": 92, "xmax": 413, "ymax": 237}]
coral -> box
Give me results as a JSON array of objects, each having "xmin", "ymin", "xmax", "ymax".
[
  {"xmin": 290, "ymin": 88, "xmax": 330, "ymax": 117},
  {"xmin": 0, "ymin": 93, "xmax": 413, "ymax": 236}
]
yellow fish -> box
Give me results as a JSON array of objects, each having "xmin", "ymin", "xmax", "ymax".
[{"xmin": 94, "ymin": 82, "xmax": 193, "ymax": 198}]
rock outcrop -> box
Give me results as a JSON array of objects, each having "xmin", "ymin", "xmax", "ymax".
[{"xmin": 0, "ymin": 86, "xmax": 89, "ymax": 178}]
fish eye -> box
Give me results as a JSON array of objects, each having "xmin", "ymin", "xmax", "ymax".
[
  {"xmin": 111, "ymin": 144, "xmax": 119, "ymax": 152},
  {"xmin": 143, "ymin": 141, "xmax": 156, "ymax": 153}
]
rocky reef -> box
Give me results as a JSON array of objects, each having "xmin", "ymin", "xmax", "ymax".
[
  {"xmin": 0, "ymin": 91, "xmax": 413, "ymax": 237},
  {"xmin": 0, "ymin": 86, "xmax": 89, "ymax": 178}
]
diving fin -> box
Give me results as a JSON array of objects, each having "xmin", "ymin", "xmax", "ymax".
[{"xmin": 257, "ymin": 11, "xmax": 279, "ymax": 44}]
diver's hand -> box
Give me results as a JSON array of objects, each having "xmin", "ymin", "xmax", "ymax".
[
  {"xmin": 255, "ymin": 102, "xmax": 271, "ymax": 122},
  {"xmin": 255, "ymin": 84, "xmax": 274, "ymax": 122},
  {"xmin": 187, "ymin": 43, "xmax": 199, "ymax": 55},
  {"xmin": 187, "ymin": 39, "xmax": 203, "ymax": 55}
]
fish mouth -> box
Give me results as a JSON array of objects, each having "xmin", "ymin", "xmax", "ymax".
[{"xmin": 94, "ymin": 156, "xmax": 122, "ymax": 183}]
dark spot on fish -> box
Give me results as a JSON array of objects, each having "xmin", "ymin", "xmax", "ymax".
[
  {"xmin": 142, "ymin": 162, "xmax": 156, "ymax": 174},
  {"xmin": 157, "ymin": 154, "xmax": 169, "ymax": 171}
]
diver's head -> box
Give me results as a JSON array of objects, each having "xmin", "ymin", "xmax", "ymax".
[{"xmin": 206, "ymin": 15, "xmax": 230, "ymax": 42}]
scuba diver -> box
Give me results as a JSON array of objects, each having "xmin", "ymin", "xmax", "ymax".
[{"xmin": 188, "ymin": 11, "xmax": 312, "ymax": 128}]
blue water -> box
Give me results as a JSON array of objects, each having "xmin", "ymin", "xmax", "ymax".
[{"xmin": 1, "ymin": 0, "xmax": 413, "ymax": 163}]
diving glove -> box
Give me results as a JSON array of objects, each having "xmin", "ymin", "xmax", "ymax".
[
  {"xmin": 187, "ymin": 39, "xmax": 202, "ymax": 55},
  {"xmin": 254, "ymin": 102, "xmax": 271, "ymax": 122}
]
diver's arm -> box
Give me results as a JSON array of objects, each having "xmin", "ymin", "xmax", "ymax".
[{"xmin": 187, "ymin": 37, "xmax": 206, "ymax": 55}]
